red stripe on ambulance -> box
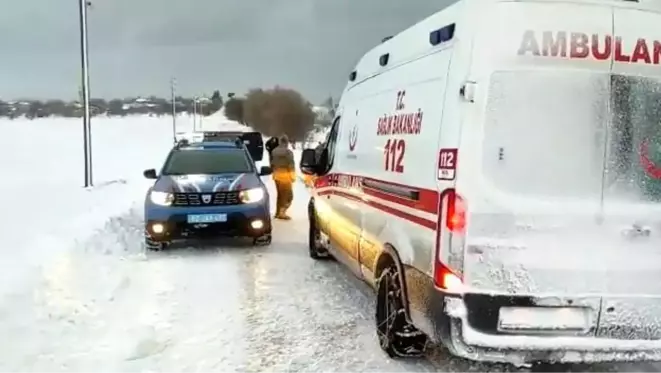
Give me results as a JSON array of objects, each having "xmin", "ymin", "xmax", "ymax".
[{"xmin": 314, "ymin": 173, "xmax": 439, "ymax": 230}]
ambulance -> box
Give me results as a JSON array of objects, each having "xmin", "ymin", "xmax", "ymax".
[{"xmin": 299, "ymin": 0, "xmax": 661, "ymax": 366}]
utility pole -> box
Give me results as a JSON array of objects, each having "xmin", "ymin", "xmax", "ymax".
[
  {"xmin": 199, "ymin": 96, "xmax": 204, "ymax": 131},
  {"xmin": 193, "ymin": 96, "xmax": 198, "ymax": 132},
  {"xmin": 170, "ymin": 77, "xmax": 177, "ymax": 142},
  {"xmin": 78, "ymin": 0, "xmax": 93, "ymax": 187}
]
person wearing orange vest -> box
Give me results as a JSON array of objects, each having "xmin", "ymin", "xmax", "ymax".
[{"xmin": 270, "ymin": 135, "xmax": 296, "ymax": 220}]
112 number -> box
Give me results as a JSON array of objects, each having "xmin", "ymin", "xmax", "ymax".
[
  {"xmin": 439, "ymin": 150, "xmax": 455, "ymax": 168},
  {"xmin": 384, "ymin": 139, "xmax": 405, "ymax": 173}
]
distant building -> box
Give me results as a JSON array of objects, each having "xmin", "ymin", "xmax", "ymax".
[{"xmin": 123, "ymin": 97, "xmax": 159, "ymax": 110}]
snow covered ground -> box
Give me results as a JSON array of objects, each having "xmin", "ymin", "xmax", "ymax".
[{"xmin": 0, "ymin": 113, "xmax": 658, "ymax": 372}]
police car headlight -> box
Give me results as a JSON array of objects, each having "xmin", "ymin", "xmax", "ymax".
[
  {"xmin": 239, "ymin": 187, "xmax": 265, "ymax": 203},
  {"xmin": 150, "ymin": 191, "xmax": 174, "ymax": 206}
]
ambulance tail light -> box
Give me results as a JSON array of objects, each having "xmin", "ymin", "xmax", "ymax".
[
  {"xmin": 434, "ymin": 189, "xmax": 465, "ymax": 292},
  {"xmin": 434, "ymin": 261, "xmax": 463, "ymax": 291},
  {"xmin": 446, "ymin": 191, "xmax": 466, "ymax": 234}
]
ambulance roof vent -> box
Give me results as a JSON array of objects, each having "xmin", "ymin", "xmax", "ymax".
[{"xmin": 430, "ymin": 23, "xmax": 455, "ymax": 46}]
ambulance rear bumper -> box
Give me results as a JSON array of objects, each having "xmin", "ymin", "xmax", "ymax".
[
  {"xmin": 441, "ymin": 296, "xmax": 661, "ymax": 366},
  {"xmin": 404, "ymin": 267, "xmax": 661, "ymax": 366}
]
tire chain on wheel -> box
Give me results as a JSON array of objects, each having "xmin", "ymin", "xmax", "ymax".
[
  {"xmin": 376, "ymin": 267, "xmax": 427, "ymax": 358},
  {"xmin": 309, "ymin": 215, "xmax": 330, "ymax": 259}
]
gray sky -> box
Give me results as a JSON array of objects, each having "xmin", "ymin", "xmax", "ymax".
[{"xmin": 0, "ymin": 0, "xmax": 453, "ymax": 103}]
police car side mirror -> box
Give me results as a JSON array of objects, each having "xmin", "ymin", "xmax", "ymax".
[
  {"xmin": 143, "ymin": 168, "xmax": 158, "ymax": 179},
  {"xmin": 300, "ymin": 149, "xmax": 318, "ymax": 175},
  {"xmin": 259, "ymin": 166, "xmax": 272, "ymax": 176}
]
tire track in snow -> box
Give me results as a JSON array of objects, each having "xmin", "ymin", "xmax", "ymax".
[{"xmin": 239, "ymin": 250, "xmax": 291, "ymax": 372}]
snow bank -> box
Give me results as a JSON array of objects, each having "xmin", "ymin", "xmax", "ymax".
[
  {"xmin": 0, "ymin": 111, "xmax": 293, "ymax": 297},
  {"xmin": 0, "ymin": 115, "xmax": 204, "ymax": 298}
]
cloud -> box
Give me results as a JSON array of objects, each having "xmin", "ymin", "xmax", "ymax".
[{"xmin": 0, "ymin": 0, "xmax": 455, "ymax": 101}]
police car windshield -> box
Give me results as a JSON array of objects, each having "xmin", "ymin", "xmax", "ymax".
[{"xmin": 162, "ymin": 149, "xmax": 252, "ymax": 175}]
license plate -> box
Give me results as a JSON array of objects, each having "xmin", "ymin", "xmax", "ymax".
[
  {"xmin": 187, "ymin": 214, "xmax": 227, "ymax": 224},
  {"xmin": 498, "ymin": 307, "xmax": 590, "ymax": 332}
]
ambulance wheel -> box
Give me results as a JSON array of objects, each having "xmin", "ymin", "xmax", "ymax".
[
  {"xmin": 308, "ymin": 210, "xmax": 330, "ymax": 260},
  {"xmin": 376, "ymin": 266, "xmax": 427, "ymax": 358}
]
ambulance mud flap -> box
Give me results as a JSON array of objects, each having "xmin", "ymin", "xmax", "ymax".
[{"xmin": 403, "ymin": 265, "xmax": 454, "ymax": 345}]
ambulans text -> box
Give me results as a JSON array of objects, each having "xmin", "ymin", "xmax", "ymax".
[{"xmin": 518, "ymin": 30, "xmax": 661, "ymax": 64}]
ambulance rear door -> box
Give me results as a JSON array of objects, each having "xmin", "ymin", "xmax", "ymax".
[{"xmin": 593, "ymin": 5, "xmax": 661, "ymax": 340}]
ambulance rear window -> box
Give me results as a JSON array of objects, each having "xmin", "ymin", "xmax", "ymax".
[
  {"xmin": 482, "ymin": 70, "xmax": 661, "ymax": 203},
  {"xmin": 482, "ymin": 70, "xmax": 607, "ymax": 199}
]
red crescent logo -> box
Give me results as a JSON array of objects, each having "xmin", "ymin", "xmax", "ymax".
[{"xmin": 639, "ymin": 139, "xmax": 661, "ymax": 180}]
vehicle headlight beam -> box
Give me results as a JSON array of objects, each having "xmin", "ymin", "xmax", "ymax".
[
  {"xmin": 150, "ymin": 191, "xmax": 174, "ymax": 206},
  {"xmin": 239, "ymin": 187, "xmax": 265, "ymax": 204}
]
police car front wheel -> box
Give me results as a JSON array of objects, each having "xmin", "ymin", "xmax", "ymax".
[
  {"xmin": 145, "ymin": 232, "xmax": 167, "ymax": 251},
  {"xmin": 253, "ymin": 234, "xmax": 272, "ymax": 246},
  {"xmin": 144, "ymin": 235, "xmax": 168, "ymax": 251}
]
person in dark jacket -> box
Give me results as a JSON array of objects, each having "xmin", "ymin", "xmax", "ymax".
[{"xmin": 265, "ymin": 136, "xmax": 279, "ymax": 163}]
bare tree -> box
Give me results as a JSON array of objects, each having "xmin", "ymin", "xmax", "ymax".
[{"xmin": 243, "ymin": 86, "xmax": 315, "ymax": 141}]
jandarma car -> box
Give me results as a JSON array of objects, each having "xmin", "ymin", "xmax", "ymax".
[{"xmin": 143, "ymin": 132, "xmax": 273, "ymax": 250}]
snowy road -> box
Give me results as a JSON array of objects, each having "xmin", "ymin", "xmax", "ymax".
[{"xmin": 2, "ymin": 179, "xmax": 661, "ymax": 372}]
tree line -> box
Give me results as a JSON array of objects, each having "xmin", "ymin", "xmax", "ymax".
[
  {"xmin": 1, "ymin": 86, "xmax": 336, "ymax": 143},
  {"xmin": 0, "ymin": 90, "xmax": 225, "ymax": 119}
]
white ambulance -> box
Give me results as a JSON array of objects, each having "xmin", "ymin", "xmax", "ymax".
[{"xmin": 300, "ymin": 0, "xmax": 661, "ymax": 366}]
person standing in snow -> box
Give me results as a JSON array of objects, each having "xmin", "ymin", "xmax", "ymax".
[
  {"xmin": 265, "ymin": 136, "xmax": 279, "ymax": 164},
  {"xmin": 270, "ymin": 135, "xmax": 296, "ymax": 220}
]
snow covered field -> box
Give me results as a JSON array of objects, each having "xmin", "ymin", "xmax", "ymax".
[{"xmin": 0, "ymin": 113, "xmax": 657, "ymax": 372}]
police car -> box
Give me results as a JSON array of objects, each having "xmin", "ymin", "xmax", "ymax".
[{"xmin": 143, "ymin": 131, "xmax": 272, "ymax": 250}]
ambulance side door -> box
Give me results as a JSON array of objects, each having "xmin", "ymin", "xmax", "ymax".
[
  {"xmin": 313, "ymin": 118, "xmax": 339, "ymax": 236},
  {"xmin": 322, "ymin": 115, "xmax": 363, "ymax": 276}
]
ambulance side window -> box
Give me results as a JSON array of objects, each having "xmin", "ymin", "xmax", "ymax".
[{"xmin": 320, "ymin": 116, "xmax": 340, "ymax": 174}]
